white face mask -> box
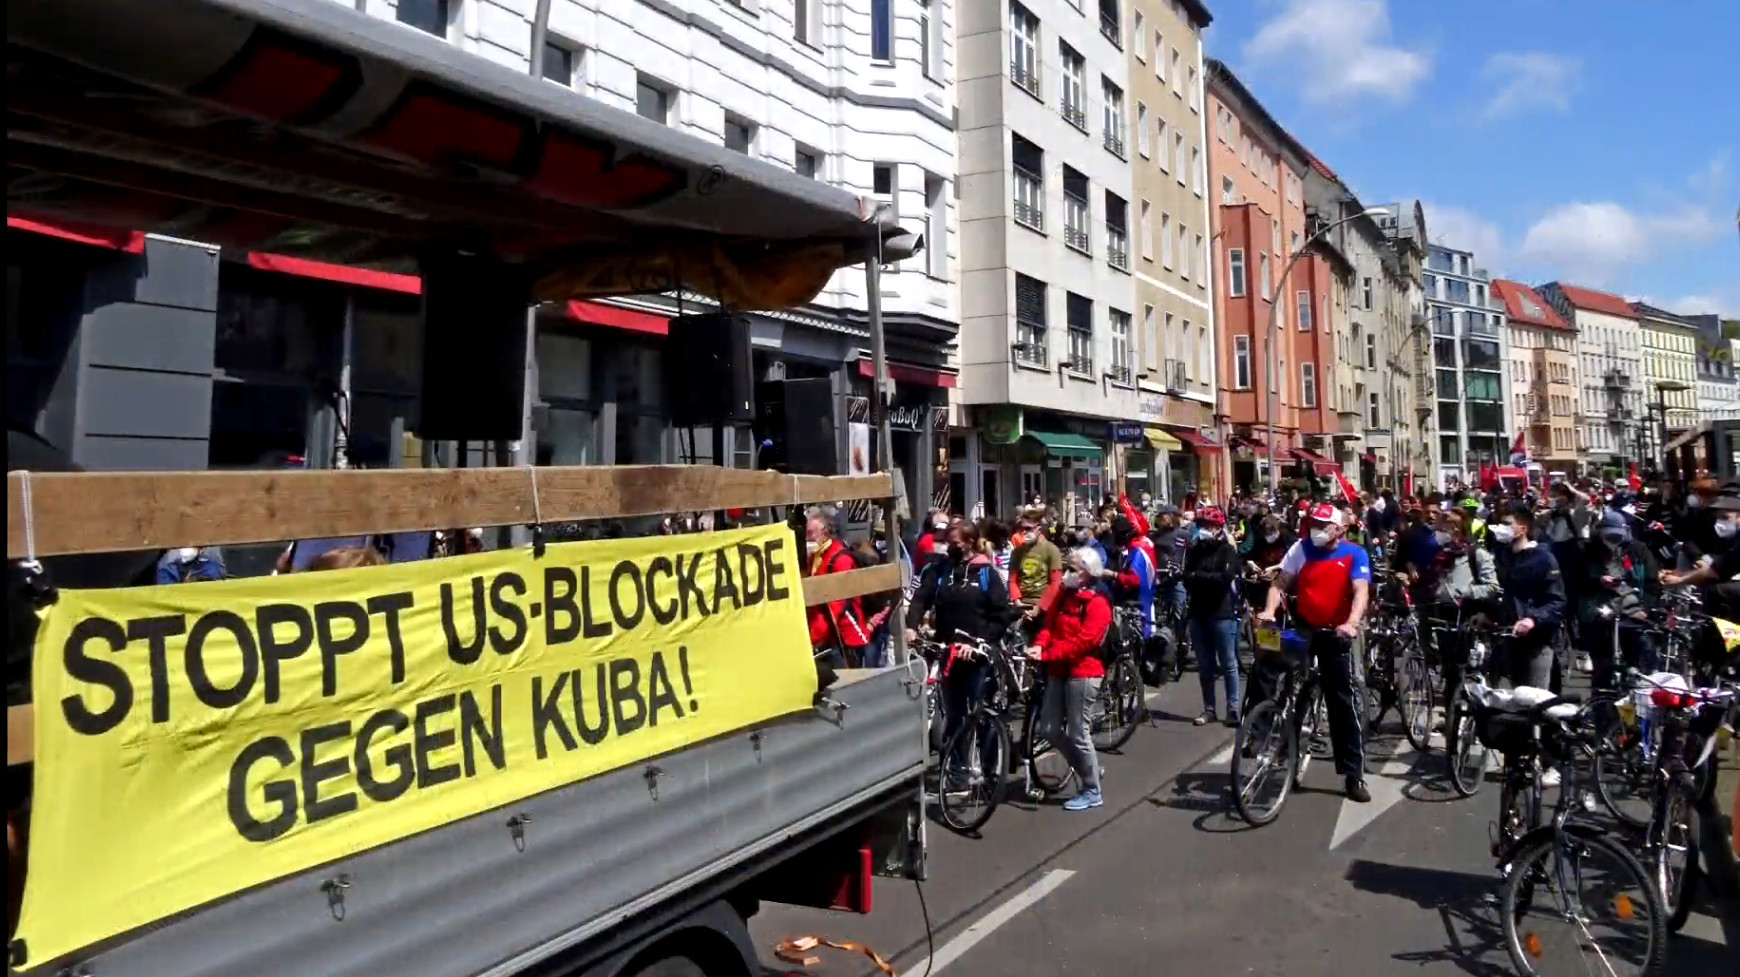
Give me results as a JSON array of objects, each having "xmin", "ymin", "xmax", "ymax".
[
  {"xmin": 1264, "ymin": 531, "xmax": 1279, "ymax": 543},
  {"xmin": 1435, "ymin": 531, "xmax": 1452, "ymax": 546},
  {"xmin": 175, "ymin": 546, "xmax": 201, "ymax": 563},
  {"xmin": 806, "ymin": 539, "xmax": 822, "ymax": 555},
  {"xmin": 1716, "ymin": 519, "xmax": 1739, "ymax": 540},
  {"xmin": 1489, "ymin": 524, "xmax": 1516, "ymax": 544},
  {"xmin": 1062, "ymin": 570, "xmax": 1083, "ymax": 589},
  {"xmin": 1309, "ymin": 528, "xmax": 1334, "ymax": 549},
  {"xmin": 933, "ymin": 542, "xmax": 949, "ymax": 555}
]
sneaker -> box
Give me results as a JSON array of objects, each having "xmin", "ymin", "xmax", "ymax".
[
  {"xmin": 1540, "ymin": 768, "xmax": 1561, "ymax": 788},
  {"xmin": 1063, "ymin": 788, "xmax": 1104, "ymax": 811},
  {"xmin": 1345, "ymin": 777, "xmax": 1372, "ymax": 803},
  {"xmin": 1193, "ymin": 710, "xmax": 1217, "ymax": 727},
  {"xmin": 1224, "ymin": 712, "xmax": 1241, "ymax": 728}
]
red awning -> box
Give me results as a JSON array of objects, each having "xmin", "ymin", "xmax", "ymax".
[
  {"xmin": 8, "ymin": 215, "xmax": 144, "ymax": 253},
  {"xmin": 247, "ymin": 252, "xmax": 421, "ymax": 293},
  {"xmin": 563, "ymin": 300, "xmax": 668, "ymax": 336},
  {"xmin": 1291, "ymin": 447, "xmax": 1339, "ymax": 475},
  {"xmin": 1171, "ymin": 428, "xmax": 1223, "ymax": 453},
  {"xmin": 855, "ymin": 358, "xmax": 958, "ymax": 388}
]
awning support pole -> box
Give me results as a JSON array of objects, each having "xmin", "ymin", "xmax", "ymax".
[{"xmin": 866, "ymin": 248, "xmax": 907, "ymax": 667}]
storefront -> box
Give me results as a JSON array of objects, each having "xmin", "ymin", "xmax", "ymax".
[
  {"xmin": 1137, "ymin": 390, "xmax": 1220, "ymax": 502},
  {"xmin": 971, "ymin": 407, "xmax": 1110, "ymax": 525},
  {"xmin": 1109, "ymin": 421, "xmax": 1149, "ymax": 500}
]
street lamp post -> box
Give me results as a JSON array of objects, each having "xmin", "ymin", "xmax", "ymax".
[
  {"xmin": 1264, "ymin": 206, "xmax": 1389, "ymax": 493},
  {"xmin": 1653, "ymin": 380, "xmax": 1690, "ymax": 473}
]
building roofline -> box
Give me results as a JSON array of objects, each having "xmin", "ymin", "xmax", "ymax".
[
  {"xmin": 1630, "ymin": 301, "xmax": 1699, "ymax": 327},
  {"xmin": 1204, "ymin": 58, "xmax": 1310, "ymax": 173},
  {"xmin": 1177, "ymin": 0, "xmax": 1214, "ymax": 29}
]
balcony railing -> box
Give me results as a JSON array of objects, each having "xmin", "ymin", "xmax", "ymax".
[
  {"xmin": 1011, "ymin": 60, "xmax": 1041, "ymax": 98},
  {"xmin": 1100, "ymin": 11, "xmax": 1120, "ymax": 47},
  {"xmin": 1106, "ymin": 363, "xmax": 1134, "ymax": 386},
  {"xmin": 1014, "ymin": 321, "xmax": 1048, "ymax": 367},
  {"xmin": 1062, "ymin": 101, "xmax": 1088, "ymax": 132},
  {"xmin": 1604, "ymin": 368, "xmax": 1632, "ymax": 389},
  {"xmin": 1012, "ymin": 167, "xmax": 1044, "ymax": 231},
  {"xmin": 1105, "ymin": 225, "xmax": 1129, "ymax": 270},
  {"xmin": 1064, "ymin": 331, "xmax": 1094, "ymax": 375},
  {"xmin": 1103, "ymin": 131, "xmax": 1126, "ymax": 158}
]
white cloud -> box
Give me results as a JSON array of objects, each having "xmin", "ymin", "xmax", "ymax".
[
  {"xmin": 1661, "ymin": 292, "xmax": 1740, "ymax": 318},
  {"xmin": 1518, "ymin": 201, "xmax": 1723, "ymax": 284},
  {"xmin": 1479, "ymin": 52, "xmax": 1581, "ymax": 119},
  {"xmin": 1242, "ymin": 0, "xmax": 1431, "ymax": 105},
  {"xmin": 1421, "ymin": 202, "xmax": 1507, "ymax": 272}
]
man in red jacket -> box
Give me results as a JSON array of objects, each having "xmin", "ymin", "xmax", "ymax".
[
  {"xmin": 1027, "ymin": 546, "xmax": 1113, "ymax": 810},
  {"xmin": 805, "ymin": 512, "xmax": 869, "ymax": 665}
]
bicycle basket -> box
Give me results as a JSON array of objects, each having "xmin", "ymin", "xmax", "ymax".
[{"xmin": 1475, "ymin": 709, "xmax": 1537, "ymax": 755}]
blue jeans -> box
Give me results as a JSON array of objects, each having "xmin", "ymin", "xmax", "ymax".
[
  {"xmin": 1190, "ymin": 616, "xmax": 1240, "ymax": 715},
  {"xmin": 861, "ymin": 626, "xmax": 891, "ymax": 668}
]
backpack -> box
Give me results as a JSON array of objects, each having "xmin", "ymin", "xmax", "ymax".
[{"xmin": 851, "ymin": 548, "xmax": 892, "ymax": 616}]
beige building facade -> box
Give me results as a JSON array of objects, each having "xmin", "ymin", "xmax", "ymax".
[{"xmin": 1126, "ymin": 0, "xmax": 1215, "ymax": 500}]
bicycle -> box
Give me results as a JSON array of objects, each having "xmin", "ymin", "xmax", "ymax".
[
  {"xmin": 1362, "ymin": 571, "xmax": 1421, "ymax": 737},
  {"xmin": 1091, "ymin": 605, "xmax": 1147, "ymax": 752},
  {"xmin": 1467, "ymin": 685, "xmax": 1668, "ymax": 977},
  {"xmin": 933, "ymin": 630, "xmax": 1012, "ymax": 833},
  {"xmin": 1229, "ymin": 623, "xmax": 1334, "ymax": 827},
  {"xmin": 1445, "ymin": 617, "xmax": 1510, "ymax": 798}
]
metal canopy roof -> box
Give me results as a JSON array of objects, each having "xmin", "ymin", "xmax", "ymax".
[{"xmin": 7, "ymin": 0, "xmax": 902, "ymax": 308}]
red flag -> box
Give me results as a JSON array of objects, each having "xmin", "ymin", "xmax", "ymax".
[
  {"xmin": 1402, "ymin": 465, "xmax": 1413, "ymax": 499},
  {"xmin": 1627, "ymin": 463, "xmax": 1641, "ymax": 491},
  {"xmin": 1118, "ymin": 493, "xmax": 1150, "ymax": 536},
  {"xmin": 1333, "ymin": 469, "xmax": 1359, "ymax": 504}
]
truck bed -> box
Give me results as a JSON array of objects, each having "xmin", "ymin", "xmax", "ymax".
[{"xmin": 56, "ymin": 666, "xmax": 925, "ymax": 977}]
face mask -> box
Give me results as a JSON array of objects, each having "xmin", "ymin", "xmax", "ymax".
[
  {"xmin": 805, "ymin": 539, "xmax": 821, "ymax": 555},
  {"xmin": 1199, "ymin": 527, "xmax": 1222, "ymax": 540},
  {"xmin": 1434, "ymin": 531, "xmax": 1452, "ymax": 546},
  {"xmin": 1687, "ymin": 495, "xmax": 1706, "ymax": 509},
  {"xmin": 175, "ymin": 546, "xmax": 201, "ymax": 563},
  {"xmin": 932, "ymin": 541, "xmax": 948, "ymax": 555},
  {"xmin": 1310, "ymin": 529, "xmax": 1334, "ymax": 549},
  {"xmin": 1489, "ymin": 524, "xmax": 1516, "ymax": 544},
  {"xmin": 1062, "ymin": 570, "xmax": 1083, "ymax": 589},
  {"xmin": 1716, "ymin": 519, "xmax": 1739, "ymax": 540},
  {"xmin": 1264, "ymin": 531, "xmax": 1279, "ymax": 543}
]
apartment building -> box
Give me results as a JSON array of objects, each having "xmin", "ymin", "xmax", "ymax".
[
  {"xmin": 1493, "ymin": 279, "xmax": 1579, "ymax": 477},
  {"xmin": 957, "ymin": 0, "xmax": 1141, "ymax": 519},
  {"xmin": 1422, "ymin": 243, "xmax": 1510, "ymax": 487},
  {"xmin": 1204, "ymin": 59, "xmax": 1311, "ymax": 493},
  {"xmin": 1538, "ymin": 283, "xmax": 1644, "ymax": 471},
  {"xmin": 1303, "ymin": 163, "xmax": 1419, "ymax": 489},
  {"xmin": 1373, "ymin": 202, "xmax": 1433, "ymax": 489},
  {"xmin": 1632, "ymin": 303, "xmax": 1700, "ymax": 464},
  {"xmin": 1694, "ymin": 314, "xmax": 1740, "ymax": 421},
  {"xmin": 1125, "ymin": 0, "xmax": 1216, "ymax": 501}
]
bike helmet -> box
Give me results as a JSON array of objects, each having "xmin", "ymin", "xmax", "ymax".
[{"xmin": 1195, "ymin": 505, "xmax": 1227, "ymax": 527}]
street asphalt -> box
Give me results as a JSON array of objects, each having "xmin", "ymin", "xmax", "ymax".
[{"xmin": 752, "ymin": 675, "xmax": 1738, "ymax": 977}]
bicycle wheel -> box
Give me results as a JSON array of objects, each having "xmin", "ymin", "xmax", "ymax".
[
  {"xmin": 1591, "ymin": 726, "xmax": 1654, "ymax": 829},
  {"xmin": 1502, "ymin": 830, "xmax": 1665, "ymax": 977},
  {"xmin": 1397, "ymin": 649, "xmax": 1436, "ymax": 753},
  {"xmin": 1231, "ymin": 700, "xmax": 1297, "ymax": 826},
  {"xmin": 1446, "ymin": 688, "xmax": 1490, "ymax": 797},
  {"xmin": 1021, "ymin": 698, "xmax": 1074, "ymax": 797},
  {"xmin": 1090, "ymin": 655, "xmax": 1143, "ymax": 751},
  {"xmin": 937, "ymin": 709, "xmax": 1009, "ymax": 833},
  {"xmin": 1659, "ymin": 785, "xmax": 1700, "ymax": 933}
]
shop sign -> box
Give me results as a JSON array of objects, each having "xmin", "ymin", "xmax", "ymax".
[
  {"xmin": 1107, "ymin": 421, "xmax": 1145, "ymax": 444},
  {"xmin": 1139, "ymin": 391, "xmax": 1212, "ymax": 428},
  {"xmin": 980, "ymin": 405, "xmax": 1023, "ymax": 445}
]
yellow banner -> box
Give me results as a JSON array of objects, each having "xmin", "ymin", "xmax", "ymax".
[{"xmin": 17, "ymin": 524, "xmax": 815, "ymax": 965}]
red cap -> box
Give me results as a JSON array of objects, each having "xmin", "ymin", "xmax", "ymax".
[{"xmin": 1306, "ymin": 502, "xmax": 1345, "ymax": 527}]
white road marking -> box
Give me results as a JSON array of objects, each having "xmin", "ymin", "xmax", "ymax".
[
  {"xmin": 1206, "ymin": 741, "xmax": 1235, "ymax": 767},
  {"xmin": 1330, "ymin": 737, "xmax": 1420, "ymax": 850},
  {"xmin": 904, "ymin": 869, "xmax": 1076, "ymax": 975}
]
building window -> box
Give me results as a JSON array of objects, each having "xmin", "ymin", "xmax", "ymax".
[
  {"xmin": 1170, "ymin": 48, "xmax": 1182, "ymax": 94},
  {"xmin": 1015, "ymin": 274, "xmax": 1048, "ymax": 366},
  {"xmin": 541, "ymin": 41, "xmax": 577, "ymax": 86},
  {"xmin": 921, "ymin": 0, "xmax": 942, "ymax": 79},
  {"xmin": 1221, "ymin": 175, "xmax": 1235, "ymax": 204},
  {"xmin": 397, "ymin": 0, "xmax": 449, "ymax": 37},
  {"xmin": 1139, "ymin": 200, "xmax": 1153, "ymax": 261},
  {"xmin": 1369, "ymin": 391, "xmax": 1381, "ymax": 428},
  {"xmin": 1062, "ymin": 166, "xmax": 1090, "ymax": 253},
  {"xmin": 636, "ymin": 77, "xmax": 671, "ymax": 123},
  {"xmin": 925, "ymin": 173, "xmax": 948, "ymax": 277},
  {"xmin": 1102, "ymin": 78, "xmax": 1126, "ymax": 157},
  {"xmin": 1133, "ymin": 10, "xmax": 1146, "ymax": 58},
  {"xmin": 1301, "ymin": 362, "xmax": 1317, "ymax": 408},
  {"xmin": 1297, "ymin": 291, "xmax": 1312, "ymax": 331},
  {"xmin": 1194, "ymin": 234, "xmax": 1204, "ymax": 289},
  {"xmin": 1104, "ymin": 191, "xmax": 1130, "ymax": 271},
  {"xmin": 1258, "ymin": 252, "xmax": 1271, "ymax": 297},
  {"xmin": 724, "ymin": 117, "xmax": 754, "ymax": 154},
  {"xmin": 1227, "ymin": 248, "xmax": 1246, "ymax": 296},
  {"xmin": 795, "ymin": 149, "xmax": 820, "ymax": 178},
  {"xmin": 1155, "ymin": 30, "xmax": 1167, "ymax": 82},
  {"xmin": 1191, "ymin": 147, "xmax": 1203, "ymax": 196},
  {"xmin": 1174, "ymin": 131, "xmax": 1186, "ymax": 185},
  {"xmin": 795, "ymin": 0, "xmax": 821, "ymax": 47},
  {"xmin": 1234, "ymin": 335, "xmax": 1252, "ymax": 388},
  {"xmin": 1160, "ymin": 211, "xmax": 1173, "ymax": 268},
  {"xmin": 1188, "ymin": 65, "xmax": 1200, "ymax": 111},
  {"xmin": 1142, "ymin": 305, "xmax": 1157, "ymax": 371},
  {"xmin": 1066, "ymin": 293, "xmax": 1094, "ymax": 374},
  {"xmin": 1177, "ymin": 224, "xmax": 1189, "ymax": 280},
  {"xmin": 1136, "ymin": 103, "xmax": 1150, "ymax": 156},
  {"xmin": 1012, "ymin": 134, "xmax": 1044, "ymax": 231},
  {"xmin": 1198, "ymin": 324, "xmax": 1210, "ymax": 382},
  {"xmin": 1110, "ymin": 309, "xmax": 1133, "ymax": 381},
  {"xmin": 1361, "ymin": 276, "xmax": 1373, "ymax": 310},
  {"xmin": 1010, "ymin": 4, "xmax": 1040, "ymax": 95},
  {"xmin": 872, "ymin": 0, "xmax": 893, "ymax": 62},
  {"xmin": 1365, "ymin": 333, "xmax": 1377, "ymax": 369},
  {"xmin": 1060, "ymin": 44, "xmax": 1087, "ymax": 129}
]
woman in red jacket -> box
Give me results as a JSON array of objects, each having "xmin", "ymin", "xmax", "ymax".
[{"xmin": 1026, "ymin": 546, "xmax": 1114, "ymax": 810}]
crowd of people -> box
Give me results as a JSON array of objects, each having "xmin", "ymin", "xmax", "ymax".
[{"xmin": 807, "ymin": 472, "xmax": 1740, "ymax": 811}]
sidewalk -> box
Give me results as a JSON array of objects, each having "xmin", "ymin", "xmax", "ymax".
[{"xmin": 1704, "ymin": 734, "xmax": 1739, "ymax": 946}]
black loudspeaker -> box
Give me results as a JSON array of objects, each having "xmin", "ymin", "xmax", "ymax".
[
  {"xmin": 664, "ymin": 313, "xmax": 754, "ymax": 426},
  {"xmin": 754, "ymin": 378, "xmax": 837, "ymax": 474},
  {"xmin": 415, "ymin": 253, "xmax": 529, "ymax": 441}
]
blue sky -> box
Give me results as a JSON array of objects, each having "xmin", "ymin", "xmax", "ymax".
[{"xmin": 1202, "ymin": 0, "xmax": 1739, "ymax": 315}]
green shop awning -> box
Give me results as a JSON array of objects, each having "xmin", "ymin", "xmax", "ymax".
[{"xmin": 1024, "ymin": 430, "xmax": 1104, "ymax": 459}]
